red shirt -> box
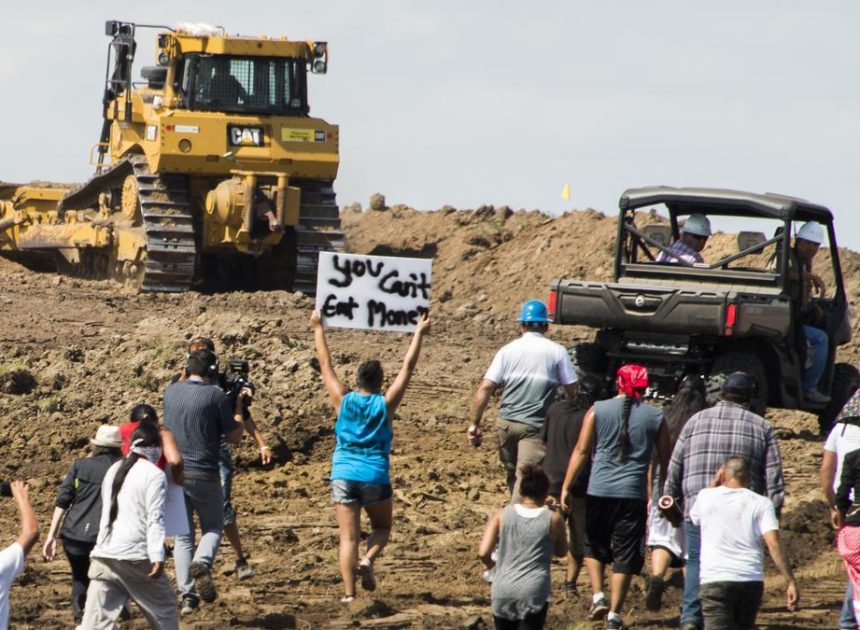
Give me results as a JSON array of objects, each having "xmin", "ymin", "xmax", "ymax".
[{"xmin": 118, "ymin": 421, "xmax": 167, "ymax": 470}]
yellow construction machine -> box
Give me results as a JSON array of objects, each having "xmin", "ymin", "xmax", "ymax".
[{"xmin": 0, "ymin": 20, "xmax": 342, "ymax": 292}]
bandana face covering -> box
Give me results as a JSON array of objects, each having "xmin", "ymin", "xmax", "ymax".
[
  {"xmin": 130, "ymin": 439, "xmax": 162, "ymax": 464},
  {"xmin": 616, "ymin": 364, "xmax": 648, "ymax": 399}
]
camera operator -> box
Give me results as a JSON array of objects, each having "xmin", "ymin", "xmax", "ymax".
[
  {"xmin": 182, "ymin": 337, "xmax": 272, "ymax": 581},
  {"xmin": 0, "ymin": 480, "xmax": 39, "ymax": 629},
  {"xmin": 164, "ymin": 348, "xmax": 245, "ymax": 616}
]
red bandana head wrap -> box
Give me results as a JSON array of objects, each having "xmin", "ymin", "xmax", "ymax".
[{"xmin": 616, "ymin": 364, "xmax": 648, "ymax": 399}]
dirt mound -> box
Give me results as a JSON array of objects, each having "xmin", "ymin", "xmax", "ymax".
[{"xmin": 0, "ymin": 204, "xmax": 853, "ymax": 628}]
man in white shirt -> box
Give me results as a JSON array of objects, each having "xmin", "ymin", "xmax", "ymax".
[
  {"xmin": 690, "ymin": 457, "xmax": 798, "ymax": 630},
  {"xmin": 0, "ymin": 480, "xmax": 39, "ymax": 630},
  {"xmin": 467, "ymin": 300, "xmax": 578, "ymax": 501}
]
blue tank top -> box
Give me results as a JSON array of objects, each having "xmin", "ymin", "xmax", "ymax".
[{"xmin": 330, "ymin": 392, "xmax": 392, "ymax": 484}]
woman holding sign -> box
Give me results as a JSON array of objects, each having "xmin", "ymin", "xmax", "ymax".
[{"xmin": 310, "ymin": 310, "xmax": 430, "ymax": 603}]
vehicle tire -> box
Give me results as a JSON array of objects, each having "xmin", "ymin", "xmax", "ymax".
[
  {"xmin": 570, "ymin": 342, "xmax": 609, "ymax": 378},
  {"xmin": 706, "ymin": 352, "xmax": 768, "ymax": 416},
  {"xmin": 817, "ymin": 363, "xmax": 860, "ymax": 436}
]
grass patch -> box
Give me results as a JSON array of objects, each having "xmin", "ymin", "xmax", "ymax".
[{"xmin": 37, "ymin": 395, "xmax": 64, "ymax": 413}]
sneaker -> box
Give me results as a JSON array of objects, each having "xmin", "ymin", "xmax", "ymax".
[
  {"xmin": 606, "ymin": 614, "xmax": 627, "ymax": 630},
  {"xmin": 236, "ymin": 558, "xmax": 254, "ymax": 581},
  {"xmin": 340, "ymin": 595, "xmax": 355, "ymax": 604},
  {"xmin": 805, "ymin": 389, "xmax": 831, "ymax": 404},
  {"xmin": 190, "ymin": 561, "xmax": 217, "ymax": 603},
  {"xmin": 358, "ymin": 558, "xmax": 377, "ymax": 592},
  {"xmin": 645, "ymin": 575, "xmax": 664, "ymax": 611},
  {"xmin": 180, "ymin": 595, "xmax": 199, "ymax": 616},
  {"xmin": 560, "ymin": 580, "xmax": 578, "ymax": 597},
  {"xmin": 588, "ymin": 594, "xmax": 609, "ymax": 621}
]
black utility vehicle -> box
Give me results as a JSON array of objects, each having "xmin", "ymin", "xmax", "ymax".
[{"xmin": 549, "ymin": 186, "xmax": 857, "ymax": 433}]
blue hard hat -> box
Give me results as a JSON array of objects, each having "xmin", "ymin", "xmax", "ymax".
[{"xmin": 518, "ymin": 300, "xmax": 550, "ymax": 323}]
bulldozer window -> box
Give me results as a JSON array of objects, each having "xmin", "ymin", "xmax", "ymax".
[{"xmin": 183, "ymin": 54, "xmax": 307, "ymax": 115}]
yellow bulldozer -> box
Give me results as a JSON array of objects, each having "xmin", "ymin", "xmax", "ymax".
[{"xmin": 0, "ymin": 20, "xmax": 343, "ymax": 292}]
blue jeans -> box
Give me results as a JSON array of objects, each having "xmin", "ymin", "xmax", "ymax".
[
  {"xmin": 840, "ymin": 579, "xmax": 856, "ymax": 629},
  {"xmin": 803, "ymin": 325, "xmax": 828, "ymax": 392},
  {"xmin": 173, "ymin": 470, "xmax": 224, "ymax": 598},
  {"xmin": 682, "ymin": 521, "xmax": 702, "ymax": 628},
  {"xmin": 218, "ymin": 445, "xmax": 236, "ymax": 526}
]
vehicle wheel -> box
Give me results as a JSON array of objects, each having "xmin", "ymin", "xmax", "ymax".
[
  {"xmin": 817, "ymin": 363, "xmax": 860, "ymax": 436},
  {"xmin": 570, "ymin": 342, "xmax": 609, "ymax": 377},
  {"xmin": 706, "ymin": 352, "xmax": 768, "ymax": 416}
]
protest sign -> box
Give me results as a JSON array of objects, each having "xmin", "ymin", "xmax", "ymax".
[{"xmin": 315, "ymin": 252, "xmax": 432, "ymax": 332}]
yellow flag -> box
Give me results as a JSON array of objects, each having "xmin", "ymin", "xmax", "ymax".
[{"xmin": 561, "ymin": 183, "xmax": 571, "ymax": 200}]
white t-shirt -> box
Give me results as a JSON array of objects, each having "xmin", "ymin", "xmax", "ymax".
[
  {"xmin": 484, "ymin": 332, "xmax": 577, "ymax": 428},
  {"xmin": 690, "ymin": 486, "xmax": 779, "ymax": 584},
  {"xmin": 0, "ymin": 543, "xmax": 24, "ymax": 630},
  {"xmin": 824, "ymin": 423, "xmax": 860, "ymax": 495}
]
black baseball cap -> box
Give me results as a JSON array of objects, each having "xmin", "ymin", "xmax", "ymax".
[{"xmin": 722, "ymin": 371, "xmax": 755, "ymax": 398}]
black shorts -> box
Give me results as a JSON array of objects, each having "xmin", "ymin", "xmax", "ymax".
[{"xmin": 584, "ymin": 495, "xmax": 647, "ymax": 574}]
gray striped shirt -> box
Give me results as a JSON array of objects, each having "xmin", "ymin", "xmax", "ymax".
[{"xmin": 164, "ymin": 380, "xmax": 238, "ymax": 472}]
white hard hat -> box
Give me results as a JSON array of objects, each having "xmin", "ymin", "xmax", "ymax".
[
  {"xmin": 797, "ymin": 222, "xmax": 825, "ymax": 245},
  {"xmin": 682, "ymin": 214, "xmax": 711, "ymax": 237}
]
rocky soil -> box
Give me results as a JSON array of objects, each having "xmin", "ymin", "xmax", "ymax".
[{"xmin": 0, "ymin": 202, "xmax": 856, "ymax": 628}]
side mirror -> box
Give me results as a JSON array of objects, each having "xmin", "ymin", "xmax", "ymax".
[{"xmin": 311, "ymin": 41, "xmax": 328, "ymax": 74}]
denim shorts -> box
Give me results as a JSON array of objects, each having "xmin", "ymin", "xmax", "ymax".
[{"xmin": 331, "ymin": 479, "xmax": 393, "ymax": 507}]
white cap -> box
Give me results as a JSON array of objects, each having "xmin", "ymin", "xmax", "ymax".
[
  {"xmin": 682, "ymin": 214, "xmax": 711, "ymax": 237},
  {"xmin": 797, "ymin": 222, "xmax": 825, "ymax": 245}
]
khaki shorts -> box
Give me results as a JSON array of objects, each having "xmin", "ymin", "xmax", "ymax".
[{"xmin": 496, "ymin": 418, "xmax": 545, "ymax": 503}]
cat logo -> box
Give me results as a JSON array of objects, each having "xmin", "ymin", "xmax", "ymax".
[{"xmin": 228, "ymin": 126, "xmax": 264, "ymax": 147}]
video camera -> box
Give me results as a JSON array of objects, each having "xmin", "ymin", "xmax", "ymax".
[{"xmin": 221, "ymin": 359, "xmax": 255, "ymax": 411}]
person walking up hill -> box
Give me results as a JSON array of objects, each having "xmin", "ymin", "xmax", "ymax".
[
  {"xmin": 310, "ymin": 310, "xmax": 430, "ymax": 602},
  {"xmin": 467, "ymin": 299, "xmax": 578, "ymax": 502},
  {"xmin": 561, "ymin": 364, "xmax": 671, "ymax": 630}
]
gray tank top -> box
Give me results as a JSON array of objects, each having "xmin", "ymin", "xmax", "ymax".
[{"xmin": 491, "ymin": 504, "xmax": 553, "ymax": 621}]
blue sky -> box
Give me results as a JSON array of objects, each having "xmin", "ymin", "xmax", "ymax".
[{"xmin": 3, "ymin": 2, "xmax": 859, "ymax": 249}]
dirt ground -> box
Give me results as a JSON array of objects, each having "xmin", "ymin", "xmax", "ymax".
[{"xmin": 0, "ymin": 203, "xmax": 856, "ymax": 628}]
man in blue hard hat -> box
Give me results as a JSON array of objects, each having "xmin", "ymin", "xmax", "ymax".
[{"xmin": 467, "ymin": 299, "xmax": 578, "ymax": 502}]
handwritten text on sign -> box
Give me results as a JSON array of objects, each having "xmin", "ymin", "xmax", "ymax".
[{"xmin": 315, "ymin": 252, "xmax": 432, "ymax": 332}]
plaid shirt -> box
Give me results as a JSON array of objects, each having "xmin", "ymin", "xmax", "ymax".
[
  {"xmin": 664, "ymin": 401, "xmax": 785, "ymax": 520},
  {"xmin": 656, "ymin": 238, "xmax": 703, "ymax": 264}
]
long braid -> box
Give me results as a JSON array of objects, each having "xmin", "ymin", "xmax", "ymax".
[
  {"xmin": 107, "ymin": 453, "xmax": 141, "ymax": 536},
  {"xmin": 106, "ymin": 420, "xmax": 160, "ymax": 537},
  {"xmin": 617, "ymin": 395, "xmax": 633, "ymax": 460}
]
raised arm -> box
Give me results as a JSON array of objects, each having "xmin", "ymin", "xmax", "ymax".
[
  {"xmin": 11, "ymin": 481, "xmax": 39, "ymax": 556},
  {"xmin": 560, "ymin": 405, "xmax": 596, "ymax": 511},
  {"xmin": 310, "ymin": 310, "xmax": 348, "ymax": 410},
  {"xmin": 385, "ymin": 313, "xmax": 430, "ymax": 415}
]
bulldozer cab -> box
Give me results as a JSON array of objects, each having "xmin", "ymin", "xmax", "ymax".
[{"xmin": 180, "ymin": 54, "xmax": 308, "ymax": 116}]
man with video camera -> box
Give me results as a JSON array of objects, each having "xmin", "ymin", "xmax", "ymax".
[
  {"xmin": 164, "ymin": 347, "xmax": 245, "ymax": 615},
  {"xmin": 181, "ymin": 338, "xmax": 272, "ymax": 583}
]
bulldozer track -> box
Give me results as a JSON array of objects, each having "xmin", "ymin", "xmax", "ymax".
[
  {"xmin": 294, "ymin": 181, "xmax": 344, "ymax": 294},
  {"xmin": 129, "ymin": 156, "xmax": 196, "ymax": 292},
  {"xmin": 62, "ymin": 155, "xmax": 196, "ymax": 292}
]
